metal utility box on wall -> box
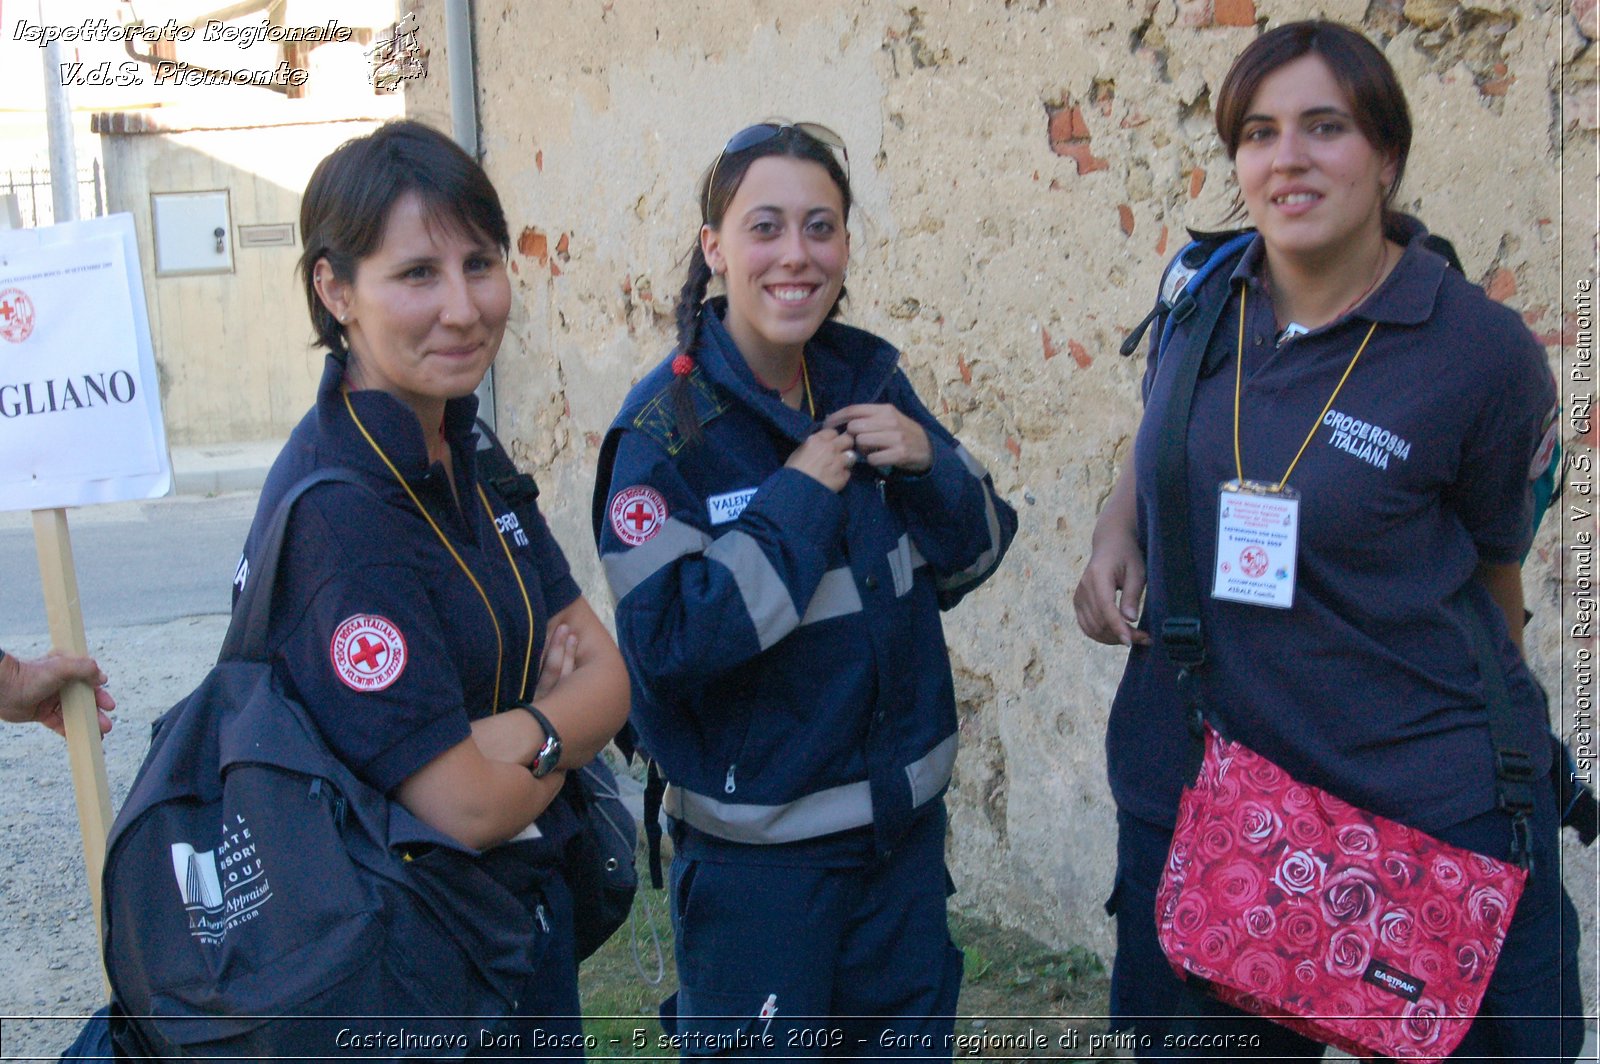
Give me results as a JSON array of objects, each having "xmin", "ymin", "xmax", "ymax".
[{"xmin": 151, "ymin": 190, "xmax": 233, "ymax": 275}]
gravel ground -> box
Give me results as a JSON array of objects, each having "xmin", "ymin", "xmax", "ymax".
[{"xmin": 0, "ymin": 615, "xmax": 229, "ymax": 1061}]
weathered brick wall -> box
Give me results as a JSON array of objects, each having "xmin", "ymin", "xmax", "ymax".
[{"xmin": 407, "ymin": 0, "xmax": 1596, "ymax": 987}]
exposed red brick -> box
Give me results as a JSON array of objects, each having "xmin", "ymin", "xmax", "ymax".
[
  {"xmin": 1189, "ymin": 167, "xmax": 1207, "ymax": 199},
  {"xmin": 585, "ymin": 431, "xmax": 601, "ymax": 449},
  {"xmin": 517, "ymin": 228, "xmax": 549, "ymax": 264},
  {"xmin": 1047, "ymin": 104, "xmax": 1091, "ymax": 146},
  {"xmin": 1214, "ymin": 0, "xmax": 1255, "ymax": 25},
  {"xmin": 555, "ymin": 232, "xmax": 570, "ymax": 256},
  {"xmin": 1042, "ymin": 328, "xmax": 1060, "ymax": 361},
  {"xmin": 535, "ymin": 150, "xmax": 544, "ymax": 172},
  {"xmin": 1069, "ymin": 339, "xmax": 1091, "ymax": 368},
  {"xmin": 1049, "ymin": 103, "xmax": 1108, "ymax": 175},
  {"xmin": 1005, "ymin": 436, "xmax": 1022, "ymax": 460},
  {"xmin": 1057, "ymin": 141, "xmax": 1109, "ymax": 175},
  {"xmin": 1486, "ymin": 268, "xmax": 1516, "ymax": 302},
  {"xmin": 1032, "ymin": 170, "xmax": 1040, "ymax": 181},
  {"xmin": 1049, "ymin": 178, "xmax": 1064, "ymax": 191},
  {"xmin": 550, "ymin": 262, "xmax": 562, "ymax": 278},
  {"xmin": 957, "ymin": 354, "xmax": 973, "ymax": 385},
  {"xmin": 1156, "ymin": 225, "xmax": 1169, "ymax": 257},
  {"xmin": 1118, "ymin": 204, "xmax": 1135, "ymax": 236},
  {"xmin": 621, "ymin": 276, "xmax": 632, "ymax": 296},
  {"xmin": 1479, "ymin": 75, "xmax": 1514, "ymax": 97},
  {"xmin": 510, "ymin": 260, "xmax": 520, "ymax": 275}
]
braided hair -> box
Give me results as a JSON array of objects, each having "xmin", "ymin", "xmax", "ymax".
[{"xmin": 668, "ymin": 126, "xmax": 853, "ymax": 445}]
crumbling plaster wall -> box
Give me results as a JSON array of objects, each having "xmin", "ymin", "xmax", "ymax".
[{"xmin": 407, "ymin": 0, "xmax": 1597, "ymax": 970}]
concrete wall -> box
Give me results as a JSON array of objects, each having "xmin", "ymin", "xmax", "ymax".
[
  {"xmin": 100, "ymin": 118, "xmax": 384, "ymax": 445},
  {"xmin": 405, "ymin": 0, "xmax": 1597, "ymax": 980}
]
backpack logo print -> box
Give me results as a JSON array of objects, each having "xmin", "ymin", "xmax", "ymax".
[{"xmin": 170, "ymin": 814, "xmax": 273, "ymax": 943}]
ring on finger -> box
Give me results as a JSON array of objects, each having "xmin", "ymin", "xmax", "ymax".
[{"xmin": 844, "ymin": 449, "xmax": 861, "ymax": 467}]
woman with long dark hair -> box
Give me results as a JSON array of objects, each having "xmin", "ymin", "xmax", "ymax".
[{"xmin": 594, "ymin": 122, "xmax": 1016, "ymax": 1055}]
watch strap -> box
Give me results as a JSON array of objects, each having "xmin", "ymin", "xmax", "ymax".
[{"xmin": 517, "ymin": 701, "xmax": 561, "ymax": 777}]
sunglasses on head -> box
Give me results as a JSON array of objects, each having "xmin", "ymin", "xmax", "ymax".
[{"xmin": 704, "ymin": 121, "xmax": 849, "ymax": 221}]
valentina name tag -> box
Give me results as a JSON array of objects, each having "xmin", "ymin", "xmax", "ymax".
[
  {"xmin": 707, "ymin": 487, "xmax": 757, "ymax": 525},
  {"xmin": 1212, "ymin": 480, "xmax": 1299, "ymax": 609}
]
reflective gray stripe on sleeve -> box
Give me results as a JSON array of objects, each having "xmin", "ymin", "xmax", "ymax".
[
  {"xmin": 799, "ymin": 566, "xmax": 863, "ymax": 626},
  {"xmin": 704, "ymin": 529, "xmax": 800, "ymax": 651},
  {"xmin": 937, "ymin": 445, "xmax": 1003, "ymax": 594},
  {"xmin": 663, "ymin": 779, "xmax": 873, "ymax": 844},
  {"xmin": 601, "ymin": 518, "xmax": 712, "ymax": 602},
  {"xmin": 662, "ymin": 732, "xmax": 958, "ymax": 844},
  {"xmin": 905, "ymin": 732, "xmax": 958, "ymax": 808},
  {"xmin": 887, "ymin": 534, "xmax": 931, "ymax": 598}
]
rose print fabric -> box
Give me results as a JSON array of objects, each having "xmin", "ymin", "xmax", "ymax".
[{"xmin": 1156, "ymin": 728, "xmax": 1526, "ymax": 1063}]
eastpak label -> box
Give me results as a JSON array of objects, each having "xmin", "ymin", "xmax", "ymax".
[{"xmin": 1361, "ymin": 959, "xmax": 1425, "ymax": 1003}]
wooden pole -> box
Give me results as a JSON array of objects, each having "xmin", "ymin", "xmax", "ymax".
[{"xmin": 31, "ymin": 507, "xmax": 113, "ymax": 939}]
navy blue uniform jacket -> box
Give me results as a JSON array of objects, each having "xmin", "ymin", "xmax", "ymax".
[{"xmin": 593, "ymin": 305, "xmax": 1016, "ymax": 859}]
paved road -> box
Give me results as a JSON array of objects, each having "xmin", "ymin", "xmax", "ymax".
[{"xmin": 0, "ymin": 491, "xmax": 258, "ymax": 643}]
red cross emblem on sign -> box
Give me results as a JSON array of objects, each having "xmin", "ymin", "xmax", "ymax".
[
  {"xmin": 330, "ymin": 614, "xmax": 408, "ymax": 691},
  {"xmin": 0, "ymin": 288, "xmax": 35, "ymax": 343},
  {"xmin": 609, "ymin": 485, "xmax": 668, "ymax": 547},
  {"xmin": 1240, "ymin": 545, "xmax": 1269, "ymax": 579}
]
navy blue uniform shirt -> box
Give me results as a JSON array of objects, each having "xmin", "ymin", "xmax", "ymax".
[
  {"xmin": 236, "ymin": 355, "xmax": 581, "ymax": 797},
  {"xmin": 1109, "ymin": 226, "xmax": 1556, "ymax": 832}
]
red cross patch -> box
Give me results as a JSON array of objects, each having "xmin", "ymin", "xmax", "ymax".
[
  {"xmin": 0, "ymin": 288, "xmax": 36, "ymax": 344},
  {"xmin": 609, "ymin": 485, "xmax": 669, "ymax": 547},
  {"xmin": 330, "ymin": 614, "xmax": 408, "ymax": 692}
]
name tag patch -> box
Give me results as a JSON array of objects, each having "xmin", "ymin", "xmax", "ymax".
[{"xmin": 707, "ymin": 488, "xmax": 757, "ymax": 525}]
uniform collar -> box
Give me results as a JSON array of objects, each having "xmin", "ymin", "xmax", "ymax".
[
  {"xmin": 313, "ymin": 353, "xmax": 482, "ymax": 483},
  {"xmin": 1229, "ymin": 215, "xmax": 1447, "ymax": 328},
  {"xmin": 695, "ymin": 298, "xmax": 902, "ymax": 436}
]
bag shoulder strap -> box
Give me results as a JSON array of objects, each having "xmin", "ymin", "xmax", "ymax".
[
  {"xmin": 221, "ymin": 468, "xmax": 373, "ymax": 664},
  {"xmin": 474, "ymin": 417, "xmax": 541, "ymax": 512}
]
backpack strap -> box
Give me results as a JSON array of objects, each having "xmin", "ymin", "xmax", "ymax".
[
  {"xmin": 474, "ymin": 417, "xmax": 541, "ymax": 511},
  {"xmin": 1120, "ymin": 229, "xmax": 1254, "ymax": 357},
  {"xmin": 1151, "ymin": 261, "xmax": 1239, "ymax": 768},
  {"xmin": 221, "ymin": 468, "xmax": 371, "ymax": 664}
]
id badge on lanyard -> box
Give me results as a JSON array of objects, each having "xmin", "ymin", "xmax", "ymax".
[
  {"xmin": 1212, "ymin": 479, "xmax": 1299, "ymax": 609},
  {"xmin": 1208, "ymin": 287, "xmax": 1378, "ymax": 611}
]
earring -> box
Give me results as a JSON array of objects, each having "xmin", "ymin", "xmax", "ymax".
[{"xmin": 338, "ymin": 313, "xmax": 348, "ymax": 323}]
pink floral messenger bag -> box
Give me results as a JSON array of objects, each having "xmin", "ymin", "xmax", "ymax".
[{"xmin": 1145, "ymin": 270, "xmax": 1535, "ymax": 1062}]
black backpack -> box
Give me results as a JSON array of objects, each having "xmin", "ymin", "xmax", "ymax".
[{"xmin": 102, "ymin": 469, "xmax": 544, "ymax": 1060}]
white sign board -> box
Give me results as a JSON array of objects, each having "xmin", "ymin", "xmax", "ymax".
[{"xmin": 0, "ymin": 213, "xmax": 170, "ymax": 511}]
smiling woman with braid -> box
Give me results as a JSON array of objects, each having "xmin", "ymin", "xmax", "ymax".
[{"xmin": 593, "ymin": 121, "xmax": 1016, "ymax": 1057}]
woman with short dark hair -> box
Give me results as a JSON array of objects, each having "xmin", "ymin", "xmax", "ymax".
[{"xmin": 244, "ymin": 119, "xmax": 630, "ymax": 1054}]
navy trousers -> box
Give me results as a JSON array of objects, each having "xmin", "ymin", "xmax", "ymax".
[{"xmin": 662, "ymin": 805, "xmax": 964, "ymax": 1060}]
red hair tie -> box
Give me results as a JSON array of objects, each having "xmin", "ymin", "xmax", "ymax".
[{"xmin": 672, "ymin": 353, "xmax": 694, "ymax": 377}]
